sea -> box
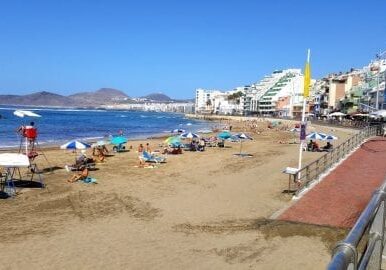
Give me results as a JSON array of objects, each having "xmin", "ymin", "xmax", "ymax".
[{"xmin": 0, "ymin": 106, "xmax": 213, "ymax": 148}]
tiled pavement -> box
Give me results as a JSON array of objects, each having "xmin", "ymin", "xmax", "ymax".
[{"xmin": 278, "ymin": 137, "xmax": 386, "ymax": 228}]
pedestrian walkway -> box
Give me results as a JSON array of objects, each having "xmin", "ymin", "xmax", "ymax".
[{"xmin": 278, "ymin": 137, "xmax": 386, "ymax": 228}]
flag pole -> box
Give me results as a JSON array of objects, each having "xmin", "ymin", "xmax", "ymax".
[{"xmin": 298, "ymin": 49, "xmax": 311, "ymax": 179}]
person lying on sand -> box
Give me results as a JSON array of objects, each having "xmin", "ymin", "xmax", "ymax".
[{"xmin": 67, "ymin": 165, "xmax": 89, "ymax": 183}]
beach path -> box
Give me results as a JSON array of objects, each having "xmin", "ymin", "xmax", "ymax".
[{"xmin": 278, "ymin": 137, "xmax": 386, "ymax": 228}]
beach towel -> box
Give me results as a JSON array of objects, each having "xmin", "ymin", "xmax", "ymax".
[{"xmin": 82, "ymin": 177, "xmax": 97, "ymax": 184}]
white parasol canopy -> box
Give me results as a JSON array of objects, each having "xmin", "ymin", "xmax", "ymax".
[
  {"xmin": 13, "ymin": 110, "xmax": 42, "ymax": 118},
  {"xmin": 0, "ymin": 153, "xmax": 30, "ymax": 167},
  {"xmin": 329, "ymin": 112, "xmax": 346, "ymax": 117}
]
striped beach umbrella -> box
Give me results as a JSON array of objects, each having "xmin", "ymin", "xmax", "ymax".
[
  {"xmin": 321, "ymin": 133, "xmax": 338, "ymax": 141},
  {"xmin": 60, "ymin": 140, "xmax": 91, "ymax": 150},
  {"xmin": 180, "ymin": 132, "xmax": 200, "ymax": 139},
  {"xmin": 306, "ymin": 132, "xmax": 326, "ymax": 140},
  {"xmin": 232, "ymin": 133, "xmax": 253, "ymax": 156}
]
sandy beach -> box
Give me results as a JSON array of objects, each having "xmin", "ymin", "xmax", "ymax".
[{"xmin": 0, "ymin": 118, "xmax": 355, "ymax": 269}]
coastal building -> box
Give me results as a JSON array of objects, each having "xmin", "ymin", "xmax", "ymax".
[
  {"xmin": 196, "ymin": 68, "xmax": 308, "ymax": 117},
  {"xmin": 195, "ymin": 88, "xmax": 243, "ymax": 115}
]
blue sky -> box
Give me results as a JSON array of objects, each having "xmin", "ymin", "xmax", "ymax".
[{"xmin": 0, "ymin": 0, "xmax": 385, "ymax": 99}]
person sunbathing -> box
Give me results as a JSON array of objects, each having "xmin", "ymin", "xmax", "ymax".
[
  {"xmin": 322, "ymin": 142, "xmax": 333, "ymax": 151},
  {"xmin": 92, "ymin": 147, "xmax": 105, "ymax": 162},
  {"xmin": 67, "ymin": 165, "xmax": 89, "ymax": 183}
]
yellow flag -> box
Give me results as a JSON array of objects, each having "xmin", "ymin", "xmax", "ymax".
[{"xmin": 303, "ymin": 61, "xmax": 311, "ymax": 98}]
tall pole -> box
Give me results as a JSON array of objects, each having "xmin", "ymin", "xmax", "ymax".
[
  {"xmin": 376, "ymin": 70, "xmax": 380, "ymax": 110},
  {"xmin": 289, "ymin": 79, "xmax": 294, "ymax": 118},
  {"xmin": 298, "ymin": 49, "xmax": 310, "ymax": 177}
]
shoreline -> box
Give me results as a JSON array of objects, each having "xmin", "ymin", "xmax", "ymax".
[{"xmin": 0, "ymin": 116, "xmax": 358, "ymax": 269}]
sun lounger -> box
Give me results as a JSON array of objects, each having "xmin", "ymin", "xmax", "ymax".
[
  {"xmin": 66, "ymin": 159, "xmax": 96, "ymax": 171},
  {"xmin": 140, "ymin": 151, "xmax": 167, "ymax": 163}
]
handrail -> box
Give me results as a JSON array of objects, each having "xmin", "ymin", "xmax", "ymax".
[
  {"xmin": 327, "ymin": 180, "xmax": 386, "ymax": 269},
  {"xmin": 294, "ymin": 124, "xmax": 382, "ymax": 196}
]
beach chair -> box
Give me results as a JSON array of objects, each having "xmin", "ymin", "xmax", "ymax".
[
  {"xmin": 66, "ymin": 158, "xmax": 96, "ymax": 171},
  {"xmin": 140, "ymin": 151, "xmax": 166, "ymax": 163}
]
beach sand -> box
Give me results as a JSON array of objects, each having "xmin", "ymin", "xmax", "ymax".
[{"xmin": 0, "ymin": 119, "xmax": 354, "ymax": 269}]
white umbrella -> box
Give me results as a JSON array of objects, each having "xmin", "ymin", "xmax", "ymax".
[
  {"xmin": 329, "ymin": 112, "xmax": 346, "ymax": 117},
  {"xmin": 91, "ymin": 140, "xmax": 110, "ymax": 148},
  {"xmin": 13, "ymin": 110, "xmax": 41, "ymax": 118},
  {"xmin": 171, "ymin": 128, "xmax": 185, "ymax": 134},
  {"xmin": 370, "ymin": 110, "xmax": 386, "ymax": 118}
]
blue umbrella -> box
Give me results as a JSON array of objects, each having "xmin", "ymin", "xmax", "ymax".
[
  {"xmin": 60, "ymin": 140, "xmax": 91, "ymax": 150},
  {"xmin": 180, "ymin": 132, "xmax": 200, "ymax": 139},
  {"xmin": 217, "ymin": 131, "xmax": 232, "ymax": 140},
  {"xmin": 110, "ymin": 136, "xmax": 127, "ymax": 145}
]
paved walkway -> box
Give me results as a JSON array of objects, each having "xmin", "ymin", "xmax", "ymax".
[{"xmin": 278, "ymin": 137, "xmax": 386, "ymax": 228}]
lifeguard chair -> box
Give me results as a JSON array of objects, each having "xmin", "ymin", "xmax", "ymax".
[
  {"xmin": 23, "ymin": 125, "xmax": 37, "ymax": 141},
  {"xmin": 14, "ymin": 110, "xmax": 51, "ymax": 174}
]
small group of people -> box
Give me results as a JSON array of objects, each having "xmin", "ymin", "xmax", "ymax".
[
  {"xmin": 162, "ymin": 145, "xmax": 183, "ymax": 155},
  {"xmin": 307, "ymin": 140, "xmax": 333, "ymax": 152},
  {"xmin": 137, "ymin": 142, "xmax": 157, "ymax": 167},
  {"xmin": 92, "ymin": 145, "xmax": 109, "ymax": 162},
  {"xmin": 189, "ymin": 139, "xmax": 206, "ymax": 151}
]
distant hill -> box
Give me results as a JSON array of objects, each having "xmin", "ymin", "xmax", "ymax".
[
  {"xmin": 141, "ymin": 93, "xmax": 172, "ymax": 102},
  {"xmin": 0, "ymin": 91, "xmax": 74, "ymax": 106},
  {"xmin": 68, "ymin": 88, "xmax": 130, "ymax": 105},
  {"xmin": 0, "ymin": 89, "xmax": 193, "ymax": 107}
]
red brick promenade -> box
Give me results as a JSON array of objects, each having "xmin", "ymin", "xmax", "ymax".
[{"xmin": 279, "ymin": 137, "xmax": 386, "ymax": 228}]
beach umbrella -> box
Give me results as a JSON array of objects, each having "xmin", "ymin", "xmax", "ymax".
[
  {"xmin": 370, "ymin": 110, "xmax": 386, "ymax": 118},
  {"xmin": 290, "ymin": 128, "xmax": 300, "ymax": 133},
  {"xmin": 60, "ymin": 140, "xmax": 91, "ymax": 150},
  {"xmin": 217, "ymin": 131, "xmax": 232, "ymax": 140},
  {"xmin": 110, "ymin": 136, "xmax": 127, "ymax": 145},
  {"xmin": 320, "ymin": 133, "xmax": 338, "ymax": 141},
  {"xmin": 171, "ymin": 128, "xmax": 185, "ymax": 134},
  {"xmin": 91, "ymin": 140, "xmax": 110, "ymax": 148},
  {"xmin": 164, "ymin": 136, "xmax": 181, "ymax": 146},
  {"xmin": 13, "ymin": 110, "xmax": 42, "ymax": 118},
  {"xmin": 180, "ymin": 132, "xmax": 200, "ymax": 139},
  {"xmin": 306, "ymin": 132, "xmax": 326, "ymax": 140},
  {"xmin": 233, "ymin": 133, "xmax": 253, "ymax": 156},
  {"xmin": 329, "ymin": 112, "xmax": 346, "ymax": 117}
]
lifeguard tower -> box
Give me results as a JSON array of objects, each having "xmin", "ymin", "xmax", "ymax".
[{"xmin": 14, "ymin": 110, "xmax": 51, "ymax": 177}]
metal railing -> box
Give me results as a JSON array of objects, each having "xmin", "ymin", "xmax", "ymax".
[
  {"xmin": 328, "ymin": 179, "xmax": 386, "ymax": 270},
  {"xmin": 295, "ymin": 124, "xmax": 382, "ymax": 196}
]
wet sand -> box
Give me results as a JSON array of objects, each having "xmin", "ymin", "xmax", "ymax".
[{"xmin": 0, "ymin": 119, "xmax": 355, "ymax": 269}]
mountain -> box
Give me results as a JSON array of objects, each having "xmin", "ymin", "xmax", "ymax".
[
  {"xmin": 0, "ymin": 91, "xmax": 74, "ymax": 106},
  {"xmin": 68, "ymin": 88, "xmax": 130, "ymax": 105},
  {"xmin": 0, "ymin": 89, "xmax": 192, "ymax": 107},
  {"xmin": 141, "ymin": 93, "xmax": 172, "ymax": 102}
]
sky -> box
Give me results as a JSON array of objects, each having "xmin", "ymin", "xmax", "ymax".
[{"xmin": 0, "ymin": 0, "xmax": 385, "ymax": 99}]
